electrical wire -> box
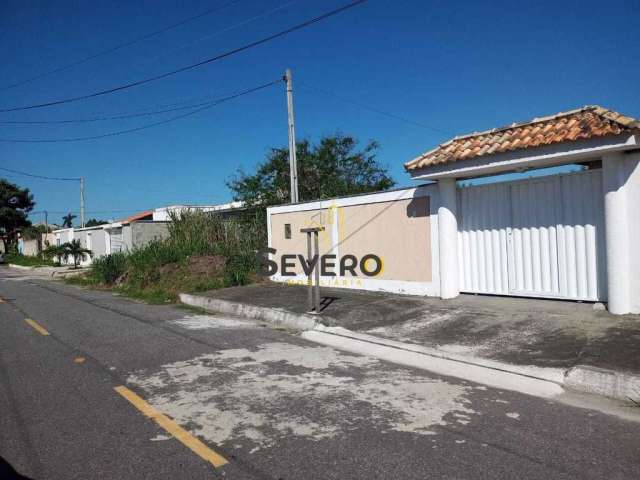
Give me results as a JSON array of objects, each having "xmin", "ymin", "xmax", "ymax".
[
  {"xmin": 0, "ymin": 92, "xmax": 250, "ymax": 125},
  {"xmin": 0, "ymin": 0, "xmax": 243, "ymax": 91},
  {"xmin": 140, "ymin": 0, "xmax": 298, "ymax": 66},
  {"xmin": 0, "ymin": 0, "xmax": 368, "ymax": 113},
  {"xmin": 0, "ymin": 79, "xmax": 281, "ymax": 143},
  {"xmin": 0, "ymin": 166, "xmax": 80, "ymax": 181},
  {"xmin": 299, "ymin": 81, "xmax": 453, "ymax": 135}
]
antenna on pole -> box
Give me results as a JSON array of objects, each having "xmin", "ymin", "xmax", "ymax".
[
  {"xmin": 285, "ymin": 69, "xmax": 299, "ymax": 204},
  {"xmin": 80, "ymin": 177, "xmax": 85, "ymax": 228}
]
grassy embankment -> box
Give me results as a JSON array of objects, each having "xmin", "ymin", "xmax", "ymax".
[{"xmin": 67, "ymin": 210, "xmax": 265, "ymax": 303}]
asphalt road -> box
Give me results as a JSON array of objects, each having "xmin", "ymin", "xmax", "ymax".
[{"xmin": 1, "ymin": 266, "xmax": 639, "ymax": 480}]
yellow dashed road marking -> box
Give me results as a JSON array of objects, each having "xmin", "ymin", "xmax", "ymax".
[
  {"xmin": 74, "ymin": 357, "xmax": 86, "ymax": 364},
  {"xmin": 24, "ymin": 318, "xmax": 50, "ymax": 336},
  {"xmin": 114, "ymin": 386, "xmax": 228, "ymax": 468}
]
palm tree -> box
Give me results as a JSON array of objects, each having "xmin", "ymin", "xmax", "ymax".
[
  {"xmin": 61, "ymin": 213, "xmax": 76, "ymax": 228},
  {"xmin": 63, "ymin": 239, "xmax": 92, "ymax": 269}
]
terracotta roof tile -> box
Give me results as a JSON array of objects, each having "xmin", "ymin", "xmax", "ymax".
[
  {"xmin": 118, "ymin": 210, "xmax": 153, "ymax": 224},
  {"xmin": 405, "ymin": 106, "xmax": 640, "ymax": 172}
]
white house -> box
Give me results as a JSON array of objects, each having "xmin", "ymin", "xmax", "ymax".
[
  {"xmin": 152, "ymin": 202, "xmax": 244, "ymax": 221},
  {"xmin": 51, "ymin": 202, "xmax": 245, "ymax": 264},
  {"xmin": 267, "ymin": 106, "xmax": 640, "ymax": 314}
]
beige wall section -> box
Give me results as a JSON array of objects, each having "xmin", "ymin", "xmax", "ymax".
[
  {"xmin": 270, "ymin": 208, "xmax": 332, "ymax": 275},
  {"xmin": 270, "ymin": 197, "xmax": 431, "ymax": 282},
  {"xmin": 338, "ymin": 197, "xmax": 431, "ymax": 282}
]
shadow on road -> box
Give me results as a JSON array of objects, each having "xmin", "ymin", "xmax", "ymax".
[{"xmin": 0, "ymin": 456, "xmax": 34, "ymax": 480}]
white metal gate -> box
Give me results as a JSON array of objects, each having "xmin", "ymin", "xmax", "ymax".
[{"xmin": 457, "ymin": 170, "xmax": 606, "ymax": 301}]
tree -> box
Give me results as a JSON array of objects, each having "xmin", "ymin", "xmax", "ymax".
[
  {"xmin": 227, "ymin": 134, "xmax": 396, "ymax": 208},
  {"xmin": 62, "ymin": 239, "xmax": 92, "ymax": 269},
  {"xmin": 85, "ymin": 218, "xmax": 108, "ymax": 227},
  {"xmin": 0, "ymin": 179, "xmax": 35, "ymax": 252},
  {"xmin": 61, "ymin": 212, "xmax": 76, "ymax": 228},
  {"xmin": 21, "ymin": 224, "xmax": 47, "ymax": 240}
]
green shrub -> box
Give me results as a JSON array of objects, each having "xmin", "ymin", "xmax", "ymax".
[
  {"xmin": 79, "ymin": 209, "xmax": 266, "ymax": 300},
  {"xmin": 90, "ymin": 252, "xmax": 128, "ymax": 284}
]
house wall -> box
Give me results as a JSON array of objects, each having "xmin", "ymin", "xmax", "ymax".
[
  {"xmin": 54, "ymin": 228, "xmax": 74, "ymax": 246},
  {"xmin": 21, "ymin": 239, "xmax": 40, "ymax": 256},
  {"xmin": 74, "ymin": 227, "xmax": 107, "ymax": 264},
  {"xmin": 52, "ymin": 228, "xmax": 74, "ymax": 265},
  {"xmin": 42, "ymin": 233, "xmax": 55, "ymax": 249},
  {"xmin": 73, "ymin": 230, "xmax": 89, "ymax": 266},
  {"xmin": 267, "ymin": 185, "xmax": 439, "ymax": 296},
  {"xmin": 270, "ymin": 208, "xmax": 331, "ymax": 276},
  {"xmin": 338, "ymin": 197, "xmax": 431, "ymax": 282},
  {"xmin": 130, "ymin": 222, "xmax": 170, "ymax": 249},
  {"xmin": 104, "ymin": 227, "xmax": 124, "ymax": 254},
  {"xmin": 90, "ymin": 229, "xmax": 107, "ymax": 259},
  {"xmin": 123, "ymin": 225, "xmax": 133, "ymax": 251},
  {"xmin": 624, "ymin": 151, "xmax": 640, "ymax": 313}
]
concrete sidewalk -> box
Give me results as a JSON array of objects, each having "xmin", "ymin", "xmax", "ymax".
[
  {"xmin": 8, "ymin": 263, "xmax": 88, "ymax": 278},
  {"xmin": 180, "ymin": 282, "xmax": 640, "ymax": 401}
]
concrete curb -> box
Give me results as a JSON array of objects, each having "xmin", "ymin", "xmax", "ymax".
[
  {"xmin": 8, "ymin": 264, "xmax": 87, "ymax": 278},
  {"xmin": 310, "ymin": 326, "xmax": 640, "ymax": 402},
  {"xmin": 312, "ymin": 325, "xmax": 566, "ymax": 384},
  {"xmin": 8, "ymin": 263, "xmax": 36, "ymax": 271},
  {"xmin": 178, "ymin": 293, "xmax": 640, "ymax": 402},
  {"xmin": 303, "ymin": 329, "xmax": 565, "ymax": 399},
  {"xmin": 179, "ymin": 293, "xmax": 318, "ymax": 331},
  {"xmin": 564, "ymin": 365, "xmax": 640, "ymax": 402}
]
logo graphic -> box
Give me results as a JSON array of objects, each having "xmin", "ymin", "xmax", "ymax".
[{"xmin": 257, "ymin": 248, "xmax": 383, "ymax": 278}]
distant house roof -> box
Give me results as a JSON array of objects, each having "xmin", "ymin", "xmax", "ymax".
[
  {"xmin": 405, "ymin": 105, "xmax": 640, "ymax": 172},
  {"xmin": 119, "ymin": 210, "xmax": 153, "ymax": 223}
]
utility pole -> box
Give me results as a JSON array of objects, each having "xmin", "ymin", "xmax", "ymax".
[
  {"xmin": 80, "ymin": 177, "xmax": 85, "ymax": 228},
  {"xmin": 285, "ymin": 69, "xmax": 299, "ymax": 204}
]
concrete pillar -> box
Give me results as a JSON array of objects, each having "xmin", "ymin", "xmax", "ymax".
[
  {"xmin": 602, "ymin": 153, "xmax": 630, "ymax": 314},
  {"xmin": 438, "ymin": 177, "xmax": 460, "ymax": 299}
]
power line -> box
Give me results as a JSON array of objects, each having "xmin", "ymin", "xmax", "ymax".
[
  {"xmin": 2, "ymin": 86, "xmax": 256, "ymax": 123},
  {"xmin": 0, "ymin": 0, "xmax": 368, "ymax": 113},
  {"xmin": 298, "ymin": 81, "xmax": 453, "ymax": 135},
  {"xmin": 0, "ymin": 79, "xmax": 281, "ymax": 143},
  {"xmin": 0, "ymin": 90, "xmax": 252, "ymax": 125},
  {"xmin": 0, "ymin": 166, "xmax": 80, "ymax": 181},
  {"xmin": 0, "ymin": 1, "xmax": 243, "ymax": 91},
  {"xmin": 140, "ymin": 0, "xmax": 298, "ymax": 67}
]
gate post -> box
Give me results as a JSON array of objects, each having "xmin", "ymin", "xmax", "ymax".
[
  {"xmin": 438, "ymin": 177, "xmax": 460, "ymax": 299},
  {"xmin": 603, "ymin": 153, "xmax": 630, "ymax": 314}
]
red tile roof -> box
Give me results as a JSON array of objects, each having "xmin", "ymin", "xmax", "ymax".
[
  {"xmin": 405, "ymin": 106, "xmax": 640, "ymax": 172},
  {"xmin": 119, "ymin": 210, "xmax": 153, "ymax": 224}
]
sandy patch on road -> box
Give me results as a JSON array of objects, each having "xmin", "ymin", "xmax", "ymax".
[
  {"xmin": 127, "ymin": 342, "xmax": 476, "ymax": 451},
  {"xmin": 169, "ymin": 314, "xmax": 257, "ymax": 330}
]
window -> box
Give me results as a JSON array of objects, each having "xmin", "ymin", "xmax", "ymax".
[{"xmin": 284, "ymin": 223, "xmax": 291, "ymax": 239}]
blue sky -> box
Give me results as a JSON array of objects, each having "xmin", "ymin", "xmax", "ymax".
[{"xmin": 1, "ymin": 0, "xmax": 638, "ymax": 225}]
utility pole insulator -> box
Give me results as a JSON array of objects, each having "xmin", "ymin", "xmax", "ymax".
[{"xmin": 285, "ymin": 69, "xmax": 299, "ymax": 204}]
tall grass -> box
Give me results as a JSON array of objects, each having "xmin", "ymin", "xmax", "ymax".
[
  {"xmin": 87, "ymin": 210, "xmax": 266, "ymax": 295},
  {"xmin": 90, "ymin": 252, "xmax": 128, "ymax": 284}
]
